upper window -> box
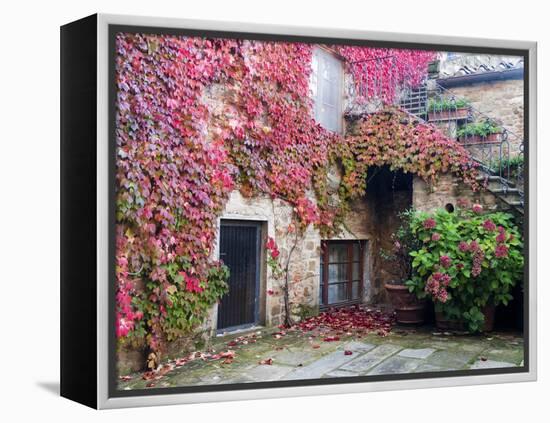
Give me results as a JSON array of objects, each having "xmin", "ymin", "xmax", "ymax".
[{"xmin": 311, "ymin": 48, "xmax": 343, "ymax": 133}]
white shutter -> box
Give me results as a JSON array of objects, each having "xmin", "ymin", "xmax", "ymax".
[{"xmin": 312, "ymin": 48, "xmax": 342, "ymax": 133}]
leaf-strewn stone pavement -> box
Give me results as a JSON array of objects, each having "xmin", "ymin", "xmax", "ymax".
[{"xmin": 118, "ymin": 325, "xmax": 524, "ymax": 390}]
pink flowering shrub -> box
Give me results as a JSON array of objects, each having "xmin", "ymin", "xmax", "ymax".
[{"xmin": 407, "ymin": 203, "xmax": 523, "ymax": 332}]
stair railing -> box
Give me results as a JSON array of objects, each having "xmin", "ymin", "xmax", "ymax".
[{"xmin": 428, "ymin": 82, "xmax": 524, "ymax": 206}]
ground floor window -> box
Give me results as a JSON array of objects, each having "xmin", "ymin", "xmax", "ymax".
[{"xmin": 320, "ymin": 240, "xmax": 366, "ymax": 307}]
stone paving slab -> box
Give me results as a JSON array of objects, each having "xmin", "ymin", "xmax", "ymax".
[
  {"xmin": 424, "ymin": 349, "xmax": 477, "ymax": 369},
  {"xmin": 398, "ymin": 348, "xmax": 436, "ymax": 359},
  {"xmin": 484, "ymin": 347, "xmax": 524, "ymax": 365},
  {"xmin": 368, "ymin": 356, "xmax": 423, "ymax": 375},
  {"xmin": 343, "ymin": 341, "xmax": 377, "ymax": 353},
  {"xmin": 340, "ymin": 344, "xmax": 401, "ymax": 373},
  {"xmin": 323, "ymin": 369, "xmax": 359, "ymax": 378},
  {"xmin": 244, "ymin": 364, "xmax": 296, "ymax": 381},
  {"xmin": 284, "ymin": 348, "xmax": 360, "ymax": 380},
  {"xmin": 469, "ymin": 359, "xmax": 516, "ymax": 370},
  {"xmin": 270, "ymin": 349, "xmax": 319, "ymax": 367},
  {"xmin": 411, "ymin": 363, "xmax": 446, "ymax": 373}
]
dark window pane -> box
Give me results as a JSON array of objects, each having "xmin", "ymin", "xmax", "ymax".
[
  {"xmin": 328, "ymin": 263, "xmax": 347, "ymax": 283},
  {"xmin": 328, "ymin": 243, "xmax": 348, "ymax": 263},
  {"xmin": 328, "ymin": 283, "xmax": 347, "ymax": 303}
]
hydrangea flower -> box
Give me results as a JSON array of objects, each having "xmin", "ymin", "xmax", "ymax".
[
  {"xmin": 431, "ymin": 232, "xmax": 441, "ymax": 242},
  {"xmin": 483, "ymin": 219, "xmax": 497, "ymax": 232},
  {"xmin": 495, "ymin": 244, "xmax": 509, "ymax": 258},
  {"xmin": 472, "ymin": 203, "xmax": 483, "ymax": 214},
  {"xmin": 458, "ymin": 241, "xmax": 470, "ymax": 252},
  {"xmin": 423, "ymin": 218, "xmax": 436, "ymax": 229},
  {"xmin": 472, "ymin": 248, "xmax": 484, "ymax": 277},
  {"xmin": 439, "ymin": 255, "xmax": 452, "ymax": 268},
  {"xmin": 425, "ymin": 272, "xmax": 451, "ymax": 303},
  {"xmin": 496, "ymin": 230, "xmax": 507, "ymax": 244}
]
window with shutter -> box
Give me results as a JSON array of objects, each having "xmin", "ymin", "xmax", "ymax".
[{"xmin": 311, "ymin": 48, "xmax": 343, "ymax": 133}]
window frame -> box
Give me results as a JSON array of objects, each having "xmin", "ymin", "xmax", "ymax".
[
  {"xmin": 320, "ymin": 240, "xmax": 366, "ymax": 308},
  {"xmin": 311, "ymin": 46, "xmax": 345, "ymax": 134}
]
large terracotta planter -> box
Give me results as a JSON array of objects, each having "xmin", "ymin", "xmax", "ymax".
[
  {"xmin": 385, "ymin": 283, "xmax": 426, "ymax": 324},
  {"xmin": 428, "ymin": 107, "xmax": 470, "ymax": 122},
  {"xmin": 435, "ymin": 304, "xmax": 495, "ymax": 332}
]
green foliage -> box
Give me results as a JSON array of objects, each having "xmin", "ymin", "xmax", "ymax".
[
  {"xmin": 457, "ymin": 120, "xmax": 502, "ymax": 138},
  {"xmin": 427, "ymin": 97, "xmax": 470, "ymax": 112},
  {"xmin": 130, "ymin": 262, "xmax": 229, "ymax": 347},
  {"xmin": 379, "ymin": 209, "xmax": 421, "ymax": 283},
  {"xmin": 489, "ymin": 155, "xmax": 524, "ymax": 178},
  {"xmin": 293, "ymin": 304, "xmax": 318, "ymax": 321},
  {"xmin": 406, "ymin": 206, "xmax": 523, "ymax": 332}
]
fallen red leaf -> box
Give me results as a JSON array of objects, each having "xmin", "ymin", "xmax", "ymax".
[
  {"xmin": 259, "ymin": 358, "xmax": 273, "ymax": 365},
  {"xmin": 292, "ymin": 306, "xmax": 394, "ymax": 337},
  {"xmin": 142, "ymin": 371, "xmax": 156, "ymax": 380},
  {"xmin": 344, "ymin": 350, "xmax": 353, "ymax": 356},
  {"xmin": 323, "ymin": 336, "xmax": 340, "ymax": 342},
  {"xmin": 219, "ymin": 350, "xmax": 235, "ymax": 359},
  {"xmin": 119, "ymin": 375, "xmax": 133, "ymax": 381}
]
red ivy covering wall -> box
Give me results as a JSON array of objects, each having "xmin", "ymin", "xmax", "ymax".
[{"xmin": 114, "ymin": 33, "xmax": 477, "ymax": 350}]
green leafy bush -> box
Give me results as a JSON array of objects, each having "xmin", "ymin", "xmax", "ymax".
[
  {"xmin": 127, "ymin": 262, "xmax": 229, "ymax": 349},
  {"xmin": 489, "ymin": 155, "xmax": 524, "ymax": 179},
  {"xmin": 379, "ymin": 209, "xmax": 421, "ymax": 283},
  {"xmin": 405, "ymin": 205, "xmax": 523, "ymax": 332}
]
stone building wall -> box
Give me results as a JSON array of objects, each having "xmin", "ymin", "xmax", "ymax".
[
  {"xmin": 412, "ymin": 174, "xmax": 498, "ymax": 213},
  {"xmin": 214, "ymin": 188, "xmax": 386, "ymax": 329},
  {"xmin": 444, "ymin": 79, "xmax": 524, "ymax": 155}
]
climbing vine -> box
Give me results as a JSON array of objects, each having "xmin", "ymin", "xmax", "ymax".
[{"xmin": 115, "ymin": 33, "xmax": 478, "ymax": 352}]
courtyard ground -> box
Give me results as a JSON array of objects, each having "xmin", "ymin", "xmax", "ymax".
[{"xmin": 118, "ymin": 311, "xmax": 524, "ymax": 390}]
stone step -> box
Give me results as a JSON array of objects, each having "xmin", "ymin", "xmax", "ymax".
[
  {"xmin": 490, "ymin": 188, "xmax": 521, "ymax": 196},
  {"xmin": 476, "ymin": 174, "xmax": 517, "ymax": 188}
]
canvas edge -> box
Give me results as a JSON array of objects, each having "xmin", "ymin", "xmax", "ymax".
[{"xmin": 95, "ymin": 13, "xmax": 537, "ymax": 409}]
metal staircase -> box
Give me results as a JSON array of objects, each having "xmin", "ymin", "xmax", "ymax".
[{"xmin": 417, "ymin": 82, "xmax": 524, "ymax": 214}]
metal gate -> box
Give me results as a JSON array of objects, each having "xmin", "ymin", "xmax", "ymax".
[{"xmin": 217, "ymin": 220, "xmax": 261, "ymax": 330}]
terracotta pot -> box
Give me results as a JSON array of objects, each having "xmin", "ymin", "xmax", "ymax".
[
  {"xmin": 428, "ymin": 107, "xmax": 470, "ymax": 122},
  {"xmin": 435, "ymin": 304, "xmax": 495, "ymax": 332},
  {"xmin": 458, "ymin": 132, "xmax": 502, "ymax": 144},
  {"xmin": 385, "ymin": 283, "xmax": 426, "ymax": 324}
]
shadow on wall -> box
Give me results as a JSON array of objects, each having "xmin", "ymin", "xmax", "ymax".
[{"xmin": 365, "ymin": 166, "xmax": 412, "ymax": 305}]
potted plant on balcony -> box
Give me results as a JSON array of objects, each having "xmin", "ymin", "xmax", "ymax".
[
  {"xmin": 427, "ymin": 97, "xmax": 470, "ymax": 121},
  {"xmin": 382, "ymin": 209, "xmax": 427, "ymax": 324},
  {"xmin": 405, "ymin": 204, "xmax": 523, "ymax": 333},
  {"xmin": 457, "ymin": 120, "xmax": 503, "ymax": 143},
  {"xmin": 490, "ymin": 155, "xmax": 524, "ymax": 181}
]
